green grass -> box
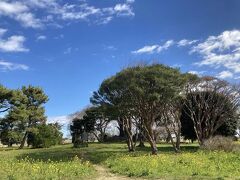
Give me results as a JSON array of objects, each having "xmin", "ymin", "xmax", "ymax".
[
  {"xmin": 0, "ymin": 143, "xmax": 239, "ymax": 179},
  {"xmin": 0, "ymin": 145, "xmax": 95, "ymax": 180}
]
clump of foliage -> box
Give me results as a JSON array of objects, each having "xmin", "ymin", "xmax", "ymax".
[
  {"xmin": 70, "ymin": 115, "xmax": 94, "ymax": 148},
  {"xmin": 201, "ymin": 135, "xmax": 237, "ymax": 152},
  {"xmin": 0, "ymin": 116, "xmax": 22, "ymax": 146},
  {"xmin": 27, "ymin": 123, "xmax": 63, "ymax": 148}
]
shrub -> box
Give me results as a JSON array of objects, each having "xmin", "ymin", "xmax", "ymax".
[
  {"xmin": 201, "ymin": 135, "xmax": 235, "ymax": 152},
  {"xmin": 28, "ymin": 124, "xmax": 63, "ymax": 148}
]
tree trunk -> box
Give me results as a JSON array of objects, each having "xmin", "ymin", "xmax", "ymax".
[
  {"xmin": 143, "ymin": 123, "xmax": 158, "ymax": 155},
  {"xmin": 92, "ymin": 132, "xmax": 102, "ymax": 142},
  {"xmin": 137, "ymin": 124, "xmax": 145, "ymax": 147},
  {"xmin": 19, "ymin": 131, "xmax": 28, "ymax": 149},
  {"xmin": 123, "ymin": 118, "xmax": 135, "ymax": 152},
  {"xmin": 149, "ymin": 139, "xmax": 158, "ymax": 155},
  {"xmin": 118, "ymin": 118, "xmax": 125, "ymax": 138},
  {"xmin": 174, "ymin": 134, "xmax": 181, "ymax": 153},
  {"xmin": 137, "ymin": 133, "xmax": 145, "ymax": 147}
]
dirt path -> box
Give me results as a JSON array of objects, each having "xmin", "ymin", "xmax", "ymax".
[{"xmin": 93, "ymin": 164, "xmax": 142, "ymax": 180}]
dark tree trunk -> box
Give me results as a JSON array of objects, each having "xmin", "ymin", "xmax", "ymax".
[
  {"xmin": 92, "ymin": 132, "xmax": 102, "ymax": 142},
  {"xmin": 118, "ymin": 118, "xmax": 125, "ymax": 138},
  {"xmin": 19, "ymin": 131, "xmax": 28, "ymax": 149},
  {"xmin": 149, "ymin": 140, "xmax": 158, "ymax": 155},
  {"xmin": 137, "ymin": 134, "xmax": 145, "ymax": 147}
]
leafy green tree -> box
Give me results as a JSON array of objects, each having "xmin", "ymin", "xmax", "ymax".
[
  {"xmin": 84, "ymin": 106, "xmax": 110, "ymax": 142},
  {"xmin": 9, "ymin": 86, "xmax": 49, "ymax": 149},
  {"xmin": 91, "ymin": 70, "xmax": 137, "ymax": 152},
  {"xmin": 27, "ymin": 123, "xmax": 63, "ymax": 148},
  {"xmin": 70, "ymin": 114, "xmax": 95, "ymax": 147},
  {"xmin": 91, "ymin": 64, "xmax": 189, "ymax": 154}
]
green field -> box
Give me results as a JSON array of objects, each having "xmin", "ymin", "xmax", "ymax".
[{"xmin": 0, "ymin": 143, "xmax": 239, "ymax": 179}]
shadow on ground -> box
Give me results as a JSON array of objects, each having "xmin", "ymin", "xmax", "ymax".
[{"xmin": 16, "ymin": 143, "xmax": 199, "ymax": 164}]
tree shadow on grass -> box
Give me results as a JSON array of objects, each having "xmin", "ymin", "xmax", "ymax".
[
  {"xmin": 15, "ymin": 143, "xmax": 127, "ymax": 163},
  {"xmin": 15, "ymin": 143, "xmax": 199, "ymax": 164},
  {"xmin": 134, "ymin": 143, "xmax": 199, "ymax": 153}
]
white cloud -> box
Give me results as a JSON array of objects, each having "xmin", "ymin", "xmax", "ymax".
[
  {"xmin": 178, "ymin": 39, "xmax": 198, "ymax": 47},
  {"xmin": 126, "ymin": 0, "xmax": 135, "ymax": 3},
  {"xmin": 191, "ymin": 30, "xmax": 240, "ymax": 75},
  {"xmin": 113, "ymin": 3, "xmax": 134, "ymax": 16},
  {"xmin": 36, "ymin": 35, "xmax": 46, "ymax": 41},
  {"xmin": 0, "ymin": 1, "xmax": 42, "ymax": 28},
  {"xmin": 188, "ymin": 70, "xmax": 199, "ymax": 75},
  {"xmin": 157, "ymin": 40, "xmax": 174, "ymax": 52},
  {"xmin": 132, "ymin": 40, "xmax": 174, "ymax": 54},
  {"xmin": 47, "ymin": 115, "xmax": 71, "ymax": 125},
  {"xmin": 132, "ymin": 45, "xmax": 158, "ymax": 54},
  {"xmin": 0, "ymin": 35, "xmax": 29, "ymax": 52},
  {"xmin": 0, "ymin": 60, "xmax": 29, "ymax": 71},
  {"xmin": 217, "ymin": 71, "xmax": 233, "ymax": 79},
  {"xmin": 0, "ymin": 0, "xmax": 135, "ymax": 28},
  {"xmin": 188, "ymin": 70, "xmax": 206, "ymax": 76},
  {"xmin": 0, "ymin": 1, "xmax": 28, "ymax": 14}
]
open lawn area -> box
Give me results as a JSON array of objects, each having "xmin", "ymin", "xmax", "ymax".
[{"xmin": 0, "ymin": 143, "xmax": 239, "ymax": 179}]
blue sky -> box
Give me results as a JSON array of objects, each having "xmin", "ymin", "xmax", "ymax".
[{"xmin": 0, "ymin": 0, "xmax": 240, "ymax": 135}]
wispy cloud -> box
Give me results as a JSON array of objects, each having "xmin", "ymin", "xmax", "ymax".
[
  {"xmin": 217, "ymin": 70, "xmax": 233, "ymax": 79},
  {"xmin": 0, "ymin": 32, "xmax": 29, "ymax": 52},
  {"xmin": 103, "ymin": 45, "xmax": 117, "ymax": 50},
  {"xmin": 132, "ymin": 39, "xmax": 198, "ymax": 54},
  {"xmin": 36, "ymin": 35, "xmax": 46, "ymax": 41},
  {"xmin": 132, "ymin": 40, "xmax": 174, "ymax": 54},
  {"xmin": 188, "ymin": 70, "xmax": 206, "ymax": 76},
  {"xmin": 177, "ymin": 39, "xmax": 198, "ymax": 47},
  {"xmin": 191, "ymin": 30, "xmax": 240, "ymax": 76},
  {"xmin": 0, "ymin": 1, "xmax": 42, "ymax": 28},
  {"xmin": 131, "ymin": 30, "xmax": 240, "ymax": 79},
  {"xmin": 0, "ymin": 0, "xmax": 135, "ymax": 28},
  {"xmin": 47, "ymin": 115, "xmax": 71, "ymax": 125},
  {"xmin": 0, "ymin": 60, "xmax": 29, "ymax": 71}
]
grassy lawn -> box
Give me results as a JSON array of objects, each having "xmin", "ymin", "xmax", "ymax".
[
  {"xmin": 0, "ymin": 143, "xmax": 239, "ymax": 179},
  {"xmin": 0, "ymin": 145, "xmax": 95, "ymax": 180}
]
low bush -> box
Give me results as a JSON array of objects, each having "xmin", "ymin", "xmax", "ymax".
[{"xmin": 201, "ymin": 135, "xmax": 235, "ymax": 152}]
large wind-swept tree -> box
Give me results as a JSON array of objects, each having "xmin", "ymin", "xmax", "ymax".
[{"xmin": 91, "ymin": 64, "xmax": 189, "ymax": 154}]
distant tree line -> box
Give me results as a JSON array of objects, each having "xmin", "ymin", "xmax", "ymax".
[
  {"xmin": 70, "ymin": 64, "xmax": 240, "ymax": 154},
  {"xmin": 0, "ymin": 85, "xmax": 62, "ymax": 148}
]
